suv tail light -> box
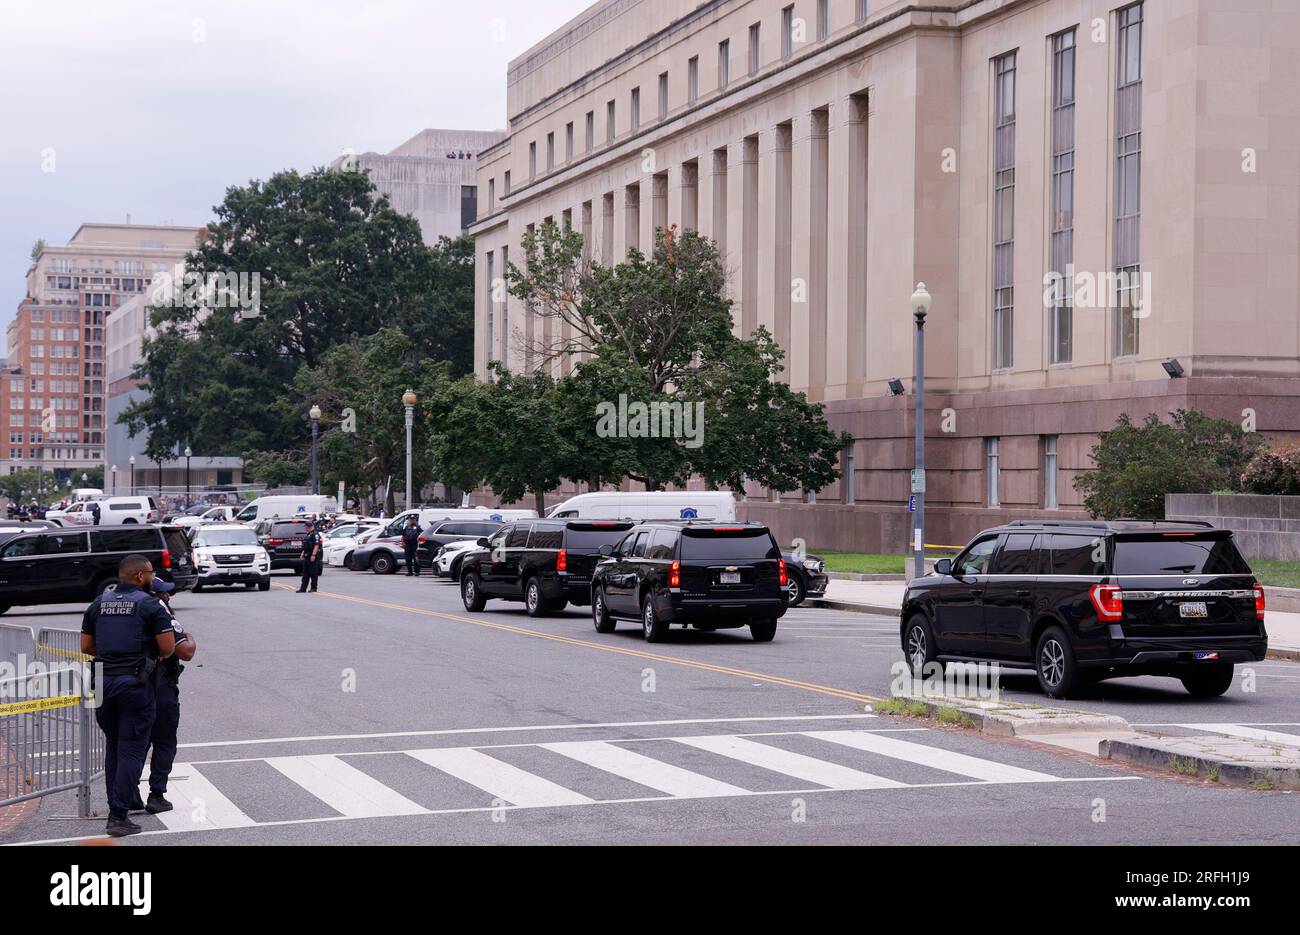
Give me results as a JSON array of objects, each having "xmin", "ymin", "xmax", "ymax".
[
  {"xmin": 418, "ymin": 536, "xmax": 428, "ymax": 543},
  {"xmin": 778, "ymin": 558, "xmax": 788, "ymax": 587},
  {"xmin": 1089, "ymin": 583, "xmax": 1123, "ymax": 622},
  {"xmin": 669, "ymin": 560, "xmax": 680, "ymax": 588},
  {"xmin": 268, "ymin": 538, "xmax": 283, "ymax": 546},
  {"xmin": 1254, "ymin": 583, "xmax": 1266, "ymax": 620},
  {"xmin": 161, "ymin": 548, "xmax": 172, "ymax": 569},
  {"xmin": 557, "ymin": 549, "xmax": 567, "ymax": 572}
]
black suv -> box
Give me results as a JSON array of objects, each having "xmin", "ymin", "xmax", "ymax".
[
  {"xmin": 590, "ymin": 522, "xmax": 788, "ymax": 642},
  {"xmin": 0, "ymin": 524, "xmax": 196, "ymax": 612},
  {"xmin": 254, "ymin": 519, "xmax": 315, "ymax": 571},
  {"xmin": 460, "ymin": 520, "xmax": 635, "ymax": 616},
  {"xmin": 901, "ymin": 520, "xmax": 1268, "ymax": 698},
  {"xmin": 416, "ymin": 520, "xmax": 504, "ymax": 568}
]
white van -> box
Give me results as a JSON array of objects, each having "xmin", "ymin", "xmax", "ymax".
[
  {"xmin": 544, "ymin": 491, "xmax": 736, "ymax": 522},
  {"xmin": 72, "ymin": 488, "xmax": 103, "ymax": 502},
  {"xmin": 376, "ymin": 506, "xmax": 537, "ymax": 538},
  {"xmin": 234, "ymin": 495, "xmax": 338, "ymax": 524},
  {"xmin": 48, "ymin": 496, "xmax": 159, "ymax": 526}
]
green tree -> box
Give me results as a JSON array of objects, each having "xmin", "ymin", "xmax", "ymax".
[
  {"xmin": 1074, "ymin": 409, "xmax": 1261, "ymax": 519},
  {"xmin": 120, "ymin": 166, "xmax": 473, "ymax": 459}
]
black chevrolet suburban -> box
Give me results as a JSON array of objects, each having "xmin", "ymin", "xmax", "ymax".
[
  {"xmin": 0, "ymin": 524, "xmax": 196, "ymax": 612},
  {"xmin": 460, "ymin": 519, "xmax": 636, "ymax": 615},
  {"xmin": 590, "ymin": 521, "xmax": 788, "ymax": 642},
  {"xmin": 900, "ymin": 520, "xmax": 1268, "ymax": 698}
]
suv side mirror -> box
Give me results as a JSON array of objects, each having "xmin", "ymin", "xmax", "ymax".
[
  {"xmin": 477, "ymin": 537, "xmax": 490, "ymax": 547},
  {"xmin": 934, "ymin": 558, "xmax": 952, "ymax": 576},
  {"xmin": 598, "ymin": 543, "xmax": 614, "ymax": 557}
]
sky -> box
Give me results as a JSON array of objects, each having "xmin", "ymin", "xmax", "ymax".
[{"xmin": 0, "ymin": 0, "xmax": 594, "ymax": 337}]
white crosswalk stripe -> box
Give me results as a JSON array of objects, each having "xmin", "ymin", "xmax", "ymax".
[
  {"xmin": 675, "ymin": 734, "xmax": 906, "ymax": 790},
  {"xmin": 804, "ymin": 730, "xmax": 1059, "ymax": 783},
  {"xmin": 541, "ymin": 740, "xmax": 750, "ymax": 797},
  {"xmin": 138, "ymin": 763, "xmax": 255, "ymax": 832},
  {"xmin": 407, "ymin": 747, "xmax": 594, "ymax": 807},
  {"xmin": 266, "ymin": 754, "xmax": 427, "ymax": 818}
]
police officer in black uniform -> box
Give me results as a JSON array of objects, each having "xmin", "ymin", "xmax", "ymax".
[
  {"xmin": 401, "ymin": 515, "xmax": 422, "ymax": 576},
  {"xmin": 137, "ymin": 577, "xmax": 195, "ymax": 814},
  {"xmin": 298, "ymin": 520, "xmax": 322, "ymax": 593},
  {"xmin": 80, "ymin": 554, "xmax": 176, "ymax": 837}
]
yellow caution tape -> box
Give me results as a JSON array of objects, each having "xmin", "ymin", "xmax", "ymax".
[
  {"xmin": 0, "ymin": 694, "xmax": 81, "ymax": 718},
  {"xmin": 36, "ymin": 644, "xmax": 91, "ymax": 662}
]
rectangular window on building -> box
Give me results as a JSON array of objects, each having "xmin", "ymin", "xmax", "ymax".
[
  {"xmin": 607, "ymin": 100, "xmax": 616, "ymax": 142},
  {"xmin": 818, "ymin": 0, "xmax": 830, "ymax": 40},
  {"xmin": 1049, "ymin": 29, "xmax": 1076, "ymax": 364},
  {"xmin": 858, "ymin": 0, "xmax": 871, "ymax": 22},
  {"xmin": 529, "ymin": 142, "xmax": 537, "ymax": 179},
  {"xmin": 749, "ymin": 23, "xmax": 761, "ymax": 74},
  {"xmin": 585, "ymin": 111, "xmax": 594, "ymax": 151},
  {"xmin": 1115, "ymin": 3, "xmax": 1143, "ymax": 357},
  {"xmin": 500, "ymin": 245, "xmax": 509, "ymax": 364},
  {"xmin": 487, "ymin": 178, "xmax": 495, "ymax": 211},
  {"xmin": 546, "ymin": 132, "xmax": 555, "ymax": 171},
  {"xmin": 718, "ymin": 40, "xmax": 730, "ymax": 89},
  {"xmin": 503, "ymin": 170, "xmax": 511, "ymax": 195},
  {"xmin": 565, "ymin": 122, "xmax": 573, "ymax": 161},
  {"xmin": 986, "ymin": 437, "xmax": 1001, "ymax": 507},
  {"xmin": 485, "ymin": 251, "xmax": 494, "ymax": 364},
  {"xmin": 1043, "ymin": 435, "xmax": 1059, "ymax": 508},
  {"xmin": 992, "ymin": 51, "xmax": 1017, "ymax": 370},
  {"xmin": 658, "ymin": 71, "xmax": 669, "ymax": 119},
  {"xmin": 687, "ymin": 56, "xmax": 698, "ymax": 103},
  {"xmin": 631, "ymin": 87, "xmax": 640, "ymax": 129},
  {"xmin": 782, "ymin": 6, "xmax": 794, "ymax": 58}
]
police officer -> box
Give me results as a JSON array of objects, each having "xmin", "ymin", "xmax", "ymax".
[
  {"xmin": 401, "ymin": 515, "xmax": 422, "ymax": 576},
  {"xmin": 90, "ymin": 499, "xmax": 102, "ymax": 526},
  {"xmin": 297, "ymin": 520, "xmax": 322, "ymax": 593},
  {"xmin": 136, "ymin": 577, "xmax": 195, "ymax": 814},
  {"xmin": 79, "ymin": 554, "xmax": 176, "ymax": 837}
]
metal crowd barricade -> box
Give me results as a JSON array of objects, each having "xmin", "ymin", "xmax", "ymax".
[{"xmin": 0, "ymin": 624, "xmax": 102, "ymax": 817}]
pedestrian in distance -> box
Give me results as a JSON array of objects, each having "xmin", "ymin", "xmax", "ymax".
[
  {"xmin": 298, "ymin": 520, "xmax": 323, "ymax": 593},
  {"xmin": 79, "ymin": 554, "xmax": 176, "ymax": 837},
  {"xmin": 90, "ymin": 500, "xmax": 101, "ymax": 526},
  {"xmin": 137, "ymin": 577, "xmax": 195, "ymax": 814},
  {"xmin": 401, "ymin": 515, "xmax": 422, "ymax": 576}
]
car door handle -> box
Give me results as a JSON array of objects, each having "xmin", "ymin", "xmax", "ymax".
[{"xmin": 1016, "ymin": 589, "xmax": 1031, "ymax": 597}]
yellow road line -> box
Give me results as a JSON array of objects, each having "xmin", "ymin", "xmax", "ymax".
[{"xmin": 274, "ymin": 584, "xmax": 882, "ymax": 704}]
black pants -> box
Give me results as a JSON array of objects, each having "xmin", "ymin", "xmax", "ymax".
[
  {"xmin": 147, "ymin": 677, "xmax": 180, "ymax": 794},
  {"xmin": 404, "ymin": 545, "xmax": 420, "ymax": 575},
  {"xmin": 300, "ymin": 559, "xmax": 321, "ymax": 591},
  {"xmin": 96, "ymin": 676, "xmax": 156, "ymax": 818}
]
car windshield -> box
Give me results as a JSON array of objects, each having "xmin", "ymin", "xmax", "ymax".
[
  {"xmin": 329, "ymin": 526, "xmax": 358, "ymax": 538},
  {"xmin": 680, "ymin": 529, "xmax": 776, "ymax": 561},
  {"xmin": 194, "ymin": 529, "xmax": 259, "ymax": 547}
]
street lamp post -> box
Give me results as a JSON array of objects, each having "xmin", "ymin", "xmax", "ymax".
[
  {"xmin": 910, "ymin": 282, "xmax": 931, "ymax": 581},
  {"xmin": 309, "ymin": 406, "xmax": 321, "ymax": 495},
  {"xmin": 110, "ymin": 465, "xmax": 117, "ymax": 497},
  {"xmin": 129, "ymin": 456, "xmax": 135, "ymax": 496},
  {"xmin": 402, "ymin": 389, "xmax": 416, "ymax": 512},
  {"xmin": 184, "ymin": 446, "xmax": 192, "ymax": 508}
]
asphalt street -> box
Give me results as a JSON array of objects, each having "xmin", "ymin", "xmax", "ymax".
[{"xmin": 3, "ymin": 565, "xmax": 1299, "ymax": 845}]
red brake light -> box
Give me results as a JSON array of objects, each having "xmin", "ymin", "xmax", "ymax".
[
  {"xmin": 669, "ymin": 560, "xmax": 680, "ymax": 588},
  {"xmin": 268, "ymin": 538, "xmax": 282, "ymax": 546},
  {"xmin": 778, "ymin": 558, "xmax": 788, "ymax": 587},
  {"xmin": 1089, "ymin": 583, "xmax": 1122, "ymax": 622},
  {"xmin": 1254, "ymin": 583, "xmax": 1266, "ymax": 620},
  {"xmin": 418, "ymin": 536, "xmax": 427, "ymax": 543},
  {"xmin": 557, "ymin": 549, "xmax": 567, "ymax": 572},
  {"xmin": 713, "ymin": 526, "xmax": 744, "ymax": 532},
  {"xmin": 161, "ymin": 548, "xmax": 172, "ymax": 569}
]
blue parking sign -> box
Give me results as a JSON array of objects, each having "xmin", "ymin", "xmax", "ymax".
[{"xmin": 908, "ymin": 495, "xmax": 917, "ymax": 513}]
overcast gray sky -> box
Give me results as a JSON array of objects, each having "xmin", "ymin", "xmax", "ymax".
[{"xmin": 0, "ymin": 0, "xmax": 592, "ymax": 337}]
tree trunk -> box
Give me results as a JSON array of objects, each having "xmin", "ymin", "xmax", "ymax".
[{"xmin": 534, "ymin": 489, "xmax": 546, "ymax": 516}]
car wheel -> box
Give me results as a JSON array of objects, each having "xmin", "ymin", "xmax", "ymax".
[
  {"xmin": 343, "ymin": 551, "xmax": 355, "ymax": 570},
  {"xmin": 450, "ymin": 557, "xmax": 464, "ymax": 582},
  {"xmin": 1035, "ymin": 625, "xmax": 1082, "ymax": 699},
  {"xmin": 1180, "ymin": 664, "xmax": 1235, "ymax": 697},
  {"xmin": 0, "ymin": 605, "xmax": 10, "ymax": 615},
  {"xmin": 785, "ymin": 575, "xmax": 805, "ymax": 607},
  {"xmin": 524, "ymin": 578, "xmax": 548, "ymax": 617},
  {"xmin": 903, "ymin": 614, "xmax": 941, "ymax": 677},
  {"xmin": 370, "ymin": 553, "xmax": 395, "ymax": 575},
  {"xmin": 641, "ymin": 595, "xmax": 668, "ymax": 642},
  {"xmin": 461, "ymin": 574, "xmax": 486, "ymax": 612},
  {"xmin": 258, "ymin": 578, "xmax": 271, "ymax": 592},
  {"xmin": 750, "ymin": 618, "xmax": 778, "ymax": 642},
  {"xmin": 122, "ymin": 518, "xmax": 137, "ymax": 524},
  {"xmin": 245, "ymin": 582, "xmax": 256, "ymax": 590},
  {"xmin": 592, "ymin": 588, "xmax": 616, "ymax": 633}
]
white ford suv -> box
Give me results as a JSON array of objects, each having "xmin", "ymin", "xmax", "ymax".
[{"xmin": 190, "ymin": 524, "xmax": 272, "ymax": 591}]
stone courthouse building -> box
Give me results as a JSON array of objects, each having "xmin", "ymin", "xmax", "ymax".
[{"xmin": 469, "ymin": 0, "xmax": 1300, "ymax": 551}]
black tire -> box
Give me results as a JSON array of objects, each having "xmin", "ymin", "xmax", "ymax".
[
  {"xmin": 1180, "ymin": 664, "xmax": 1235, "ymax": 697},
  {"xmin": 1035, "ymin": 625, "xmax": 1082, "ymax": 699},
  {"xmin": 95, "ymin": 577, "xmax": 118, "ymax": 597},
  {"xmin": 258, "ymin": 578, "xmax": 271, "ymax": 592},
  {"xmin": 450, "ymin": 556, "xmax": 464, "ymax": 582},
  {"xmin": 750, "ymin": 618, "xmax": 778, "ymax": 642},
  {"xmin": 592, "ymin": 588, "xmax": 616, "ymax": 633},
  {"xmin": 641, "ymin": 595, "xmax": 668, "ymax": 642},
  {"xmin": 370, "ymin": 552, "xmax": 396, "ymax": 575},
  {"xmin": 245, "ymin": 582, "xmax": 256, "ymax": 590},
  {"xmin": 785, "ymin": 575, "xmax": 806, "ymax": 607},
  {"xmin": 0, "ymin": 605, "xmax": 10, "ymax": 615},
  {"xmin": 524, "ymin": 578, "xmax": 548, "ymax": 617},
  {"xmin": 343, "ymin": 551, "xmax": 355, "ymax": 570},
  {"xmin": 903, "ymin": 613, "xmax": 942, "ymax": 677},
  {"xmin": 122, "ymin": 518, "xmax": 138, "ymax": 524},
  {"xmin": 461, "ymin": 573, "xmax": 486, "ymax": 612},
  {"xmin": 193, "ymin": 585, "xmax": 203, "ymax": 593}
]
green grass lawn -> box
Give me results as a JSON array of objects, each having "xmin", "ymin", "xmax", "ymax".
[
  {"xmin": 812, "ymin": 550, "xmax": 947, "ymax": 575},
  {"xmin": 1250, "ymin": 560, "xmax": 1300, "ymax": 590}
]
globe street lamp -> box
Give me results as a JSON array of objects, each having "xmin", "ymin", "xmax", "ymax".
[
  {"xmin": 402, "ymin": 389, "xmax": 416, "ymax": 512},
  {"xmin": 184, "ymin": 446, "xmax": 193, "ymax": 508},
  {"xmin": 129, "ymin": 455, "xmax": 135, "ymax": 496},
  {"xmin": 309, "ymin": 405, "xmax": 322, "ymax": 496},
  {"xmin": 909, "ymin": 282, "xmax": 932, "ymax": 581}
]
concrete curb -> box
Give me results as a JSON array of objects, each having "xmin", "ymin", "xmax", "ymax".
[
  {"xmin": 882, "ymin": 695, "xmax": 1130, "ymax": 738},
  {"xmin": 1100, "ymin": 737, "xmax": 1300, "ymax": 790}
]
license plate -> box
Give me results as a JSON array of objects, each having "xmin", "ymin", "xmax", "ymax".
[
  {"xmin": 1179, "ymin": 602, "xmax": 1209, "ymax": 618},
  {"xmin": 720, "ymin": 571, "xmax": 741, "ymax": 584}
]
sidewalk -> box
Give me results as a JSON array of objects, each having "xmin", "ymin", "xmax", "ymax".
[{"xmin": 816, "ymin": 579, "xmax": 1300, "ymax": 658}]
